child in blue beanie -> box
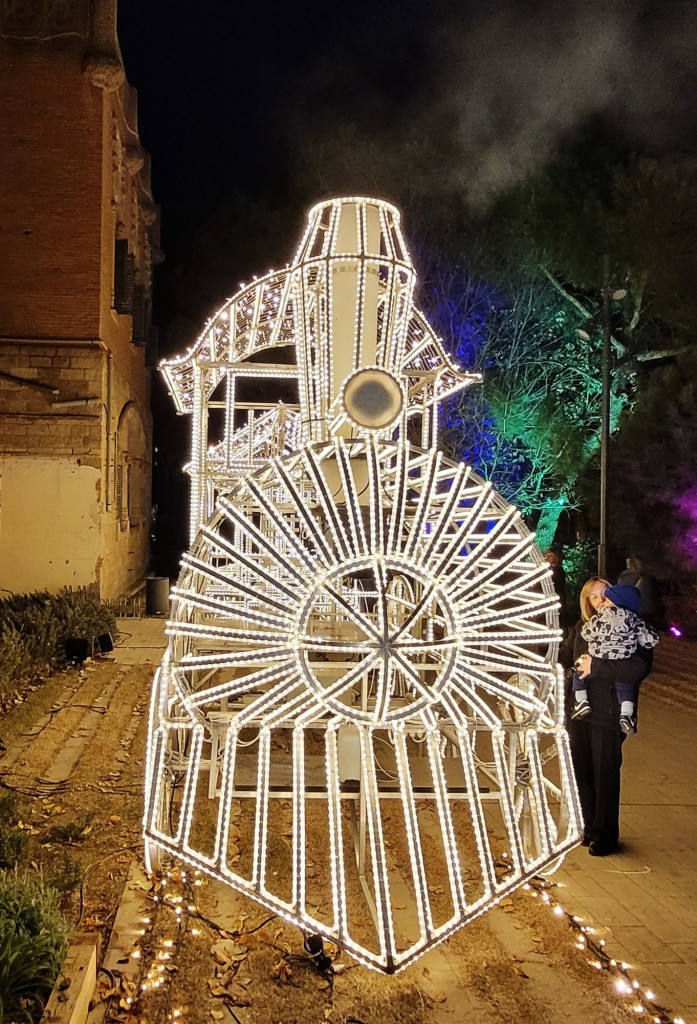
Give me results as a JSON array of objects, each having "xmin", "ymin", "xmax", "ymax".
[{"xmin": 571, "ymin": 584, "xmax": 659, "ymax": 733}]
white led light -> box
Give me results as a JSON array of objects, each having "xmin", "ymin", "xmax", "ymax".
[{"xmin": 145, "ymin": 197, "xmax": 581, "ymax": 973}]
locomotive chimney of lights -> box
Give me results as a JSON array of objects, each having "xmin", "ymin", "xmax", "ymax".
[{"xmin": 292, "ymin": 198, "xmax": 416, "ymax": 443}]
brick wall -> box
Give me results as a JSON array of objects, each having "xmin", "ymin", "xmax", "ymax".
[
  {"xmin": 0, "ymin": 48, "xmax": 103, "ymax": 339},
  {"xmin": 0, "ymin": 16, "xmax": 156, "ymax": 600}
]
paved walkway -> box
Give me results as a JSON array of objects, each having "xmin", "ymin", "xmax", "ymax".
[
  {"xmin": 115, "ymin": 617, "xmax": 697, "ymax": 1020},
  {"xmin": 556, "ymin": 634, "xmax": 697, "ymax": 1021},
  {"xmin": 114, "ymin": 615, "xmax": 168, "ymax": 666}
]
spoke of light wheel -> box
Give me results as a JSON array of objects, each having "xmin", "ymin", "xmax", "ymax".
[
  {"xmin": 306, "ymin": 576, "xmax": 386, "ymax": 647},
  {"xmin": 428, "ymin": 482, "xmax": 496, "ymax": 579},
  {"xmin": 446, "ymin": 533, "xmax": 536, "ymax": 602},
  {"xmin": 265, "ymin": 691, "xmax": 320, "ymax": 728},
  {"xmin": 433, "ymin": 502, "xmax": 517, "ymax": 584},
  {"xmin": 213, "ymin": 501, "xmax": 313, "ymax": 587},
  {"xmin": 413, "ymin": 462, "xmax": 469, "ymax": 565},
  {"xmin": 302, "ymin": 648, "xmax": 383, "ymax": 706},
  {"xmin": 455, "ymin": 664, "xmax": 545, "ymax": 716},
  {"xmin": 299, "ymin": 448, "xmax": 353, "ymax": 560},
  {"xmin": 172, "ymin": 585, "xmax": 293, "ymax": 632},
  {"xmin": 385, "ymin": 442, "xmax": 410, "ymax": 554},
  {"xmin": 244, "ymin": 474, "xmax": 334, "ymax": 573},
  {"xmin": 385, "ymin": 647, "xmax": 439, "ymax": 707},
  {"xmin": 198, "ymin": 526, "xmax": 307, "ymax": 601},
  {"xmin": 402, "ymin": 451, "xmax": 441, "ymax": 561},
  {"xmin": 232, "ymin": 673, "xmax": 308, "ymax": 728},
  {"xmin": 181, "ymin": 553, "xmax": 293, "ymax": 614},
  {"xmin": 365, "ymin": 438, "xmax": 385, "ymax": 553},
  {"xmin": 373, "ymin": 556, "xmax": 390, "ymax": 650},
  {"xmin": 464, "ymin": 593, "xmax": 560, "ymax": 630},
  {"xmin": 465, "ymin": 549, "xmax": 543, "ymax": 603},
  {"xmin": 455, "ymin": 564, "xmax": 553, "ymax": 616},
  {"xmin": 275, "ymin": 454, "xmax": 343, "ymax": 563},
  {"xmin": 461, "ymin": 628, "xmax": 559, "ymax": 646},
  {"xmin": 179, "ymin": 647, "xmax": 294, "ymax": 671},
  {"xmin": 184, "ymin": 660, "xmax": 297, "ymax": 711},
  {"xmin": 171, "ymin": 618, "xmax": 293, "ymax": 649},
  {"xmin": 462, "ymin": 649, "xmax": 550, "ymax": 677},
  {"xmin": 388, "ymin": 579, "xmax": 440, "ymax": 643},
  {"xmin": 334, "ymin": 438, "xmax": 369, "ymax": 556},
  {"xmin": 446, "ymin": 677, "xmax": 501, "ymax": 730}
]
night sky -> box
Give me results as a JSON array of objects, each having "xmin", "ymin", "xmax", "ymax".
[
  {"xmin": 118, "ymin": 0, "xmax": 696, "ymax": 272},
  {"xmin": 115, "ymin": 0, "xmax": 696, "ymax": 571}
]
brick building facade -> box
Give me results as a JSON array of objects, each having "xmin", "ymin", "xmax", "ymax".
[{"xmin": 0, "ymin": 0, "xmax": 159, "ymax": 598}]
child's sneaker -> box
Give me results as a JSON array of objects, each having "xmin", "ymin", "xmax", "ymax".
[
  {"xmin": 571, "ymin": 699, "xmax": 591, "ymax": 720},
  {"xmin": 620, "ymin": 712, "xmax": 636, "ymax": 734}
]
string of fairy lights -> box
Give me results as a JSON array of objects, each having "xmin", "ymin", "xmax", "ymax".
[
  {"xmin": 114, "ymin": 866, "xmax": 688, "ymax": 1024},
  {"xmin": 521, "ymin": 874, "xmax": 687, "ymax": 1024}
]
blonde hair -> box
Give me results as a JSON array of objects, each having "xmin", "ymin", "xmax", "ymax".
[{"xmin": 579, "ymin": 577, "xmax": 610, "ymax": 621}]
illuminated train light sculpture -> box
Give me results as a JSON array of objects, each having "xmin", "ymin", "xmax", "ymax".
[{"xmin": 145, "ymin": 197, "xmax": 583, "ymax": 973}]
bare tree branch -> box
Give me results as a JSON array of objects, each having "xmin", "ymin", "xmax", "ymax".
[{"xmin": 539, "ymin": 265, "xmax": 591, "ymax": 320}]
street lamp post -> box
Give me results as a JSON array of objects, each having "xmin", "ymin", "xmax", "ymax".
[
  {"xmin": 598, "ymin": 271, "xmax": 612, "ymax": 579},
  {"xmin": 576, "ymin": 257, "xmax": 627, "ymax": 579}
]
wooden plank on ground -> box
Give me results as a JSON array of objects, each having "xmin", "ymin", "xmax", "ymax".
[{"xmin": 42, "ymin": 933, "xmax": 100, "ymax": 1024}]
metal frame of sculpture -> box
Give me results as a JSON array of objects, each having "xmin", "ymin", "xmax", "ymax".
[{"xmin": 145, "ymin": 197, "xmax": 582, "ymax": 973}]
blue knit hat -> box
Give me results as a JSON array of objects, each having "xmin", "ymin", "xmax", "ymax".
[{"xmin": 603, "ymin": 584, "xmax": 642, "ymax": 614}]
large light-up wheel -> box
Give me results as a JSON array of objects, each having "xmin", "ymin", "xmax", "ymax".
[
  {"xmin": 164, "ymin": 436, "xmax": 561, "ymax": 726},
  {"xmin": 144, "ymin": 438, "xmax": 580, "ymax": 973}
]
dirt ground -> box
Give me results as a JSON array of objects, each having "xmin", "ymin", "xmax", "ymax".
[{"xmin": 0, "ymin": 654, "xmax": 654, "ymax": 1024}]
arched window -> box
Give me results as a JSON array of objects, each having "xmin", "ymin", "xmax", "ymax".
[{"xmin": 115, "ymin": 402, "xmax": 149, "ymax": 530}]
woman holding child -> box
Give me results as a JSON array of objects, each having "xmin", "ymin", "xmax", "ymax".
[{"xmin": 560, "ymin": 577, "xmax": 656, "ymax": 857}]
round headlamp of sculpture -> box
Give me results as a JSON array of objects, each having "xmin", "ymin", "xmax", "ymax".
[{"xmin": 341, "ymin": 368, "xmax": 404, "ymax": 431}]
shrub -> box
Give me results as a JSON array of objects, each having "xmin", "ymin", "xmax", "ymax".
[
  {"xmin": 0, "ymin": 792, "xmax": 28, "ymax": 870},
  {"xmin": 0, "ymin": 590, "xmax": 116, "ymax": 695},
  {"xmin": 0, "ymin": 827, "xmax": 28, "ymax": 871},
  {"xmin": 0, "ymin": 791, "xmax": 19, "ymax": 824},
  {"xmin": 47, "ymin": 853, "xmax": 83, "ymax": 896},
  {"xmin": 562, "ymin": 539, "xmax": 599, "ymax": 614},
  {"xmin": 41, "ymin": 813, "xmax": 94, "ymax": 847},
  {"xmin": 0, "ymin": 870, "xmax": 68, "ymax": 1023}
]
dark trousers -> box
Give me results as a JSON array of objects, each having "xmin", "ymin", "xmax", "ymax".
[
  {"xmin": 568, "ymin": 714, "xmax": 625, "ymax": 852},
  {"xmin": 573, "ymin": 669, "xmax": 636, "ymax": 706}
]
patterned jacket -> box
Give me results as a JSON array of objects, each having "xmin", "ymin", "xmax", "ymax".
[{"xmin": 581, "ymin": 606, "xmax": 659, "ymax": 660}]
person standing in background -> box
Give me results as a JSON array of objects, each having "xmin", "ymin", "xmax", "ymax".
[
  {"xmin": 544, "ymin": 549, "xmax": 567, "ymax": 629},
  {"xmin": 618, "ymin": 555, "xmax": 656, "ymax": 621}
]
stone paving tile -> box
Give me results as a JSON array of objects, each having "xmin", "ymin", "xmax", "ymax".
[
  {"xmin": 588, "ymin": 872, "xmax": 694, "ymax": 943},
  {"xmin": 573, "ymin": 895, "xmax": 647, "ymax": 929},
  {"xmin": 620, "ymin": 965, "xmax": 680, "ymax": 1014},
  {"xmin": 555, "ymin": 858, "xmax": 620, "ymax": 900},
  {"xmin": 648, "ymin": 962, "xmax": 697, "ymax": 1015},
  {"xmin": 608, "ymin": 925, "xmax": 687, "ymax": 965},
  {"xmin": 654, "ymin": 845, "xmax": 697, "ymax": 884},
  {"xmin": 114, "ymin": 617, "xmax": 167, "ymax": 666},
  {"xmin": 671, "ymin": 942, "xmax": 697, "ymax": 962}
]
